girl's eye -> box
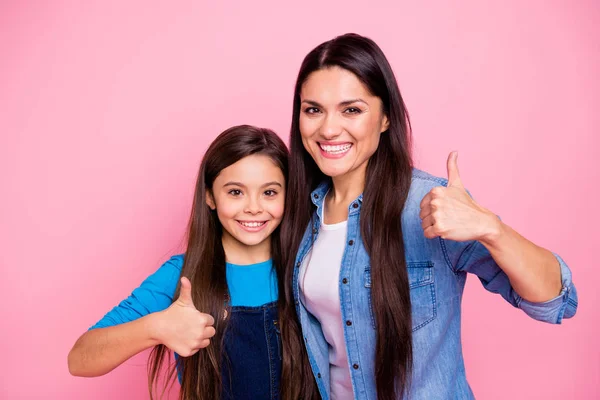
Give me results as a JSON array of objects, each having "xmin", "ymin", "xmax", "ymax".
[
  {"xmin": 264, "ymin": 189, "xmax": 278, "ymax": 197},
  {"xmin": 303, "ymin": 107, "xmax": 321, "ymax": 114},
  {"xmin": 344, "ymin": 107, "xmax": 362, "ymax": 114},
  {"xmin": 228, "ymin": 189, "xmax": 242, "ymax": 196}
]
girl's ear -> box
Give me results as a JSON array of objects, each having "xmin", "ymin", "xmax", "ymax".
[{"xmin": 205, "ymin": 190, "xmax": 216, "ymax": 210}]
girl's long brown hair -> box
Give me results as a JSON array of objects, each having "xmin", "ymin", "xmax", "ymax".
[
  {"xmin": 281, "ymin": 33, "xmax": 414, "ymax": 400},
  {"xmin": 147, "ymin": 125, "xmax": 313, "ymax": 399}
]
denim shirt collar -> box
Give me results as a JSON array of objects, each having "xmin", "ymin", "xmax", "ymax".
[{"xmin": 310, "ymin": 181, "xmax": 364, "ymax": 220}]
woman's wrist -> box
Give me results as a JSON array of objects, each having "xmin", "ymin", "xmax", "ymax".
[{"xmin": 478, "ymin": 212, "xmax": 505, "ymax": 248}]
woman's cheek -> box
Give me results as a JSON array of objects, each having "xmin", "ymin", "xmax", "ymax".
[
  {"xmin": 299, "ymin": 116, "xmax": 308, "ymax": 136},
  {"xmin": 299, "ymin": 117, "xmax": 319, "ymax": 139}
]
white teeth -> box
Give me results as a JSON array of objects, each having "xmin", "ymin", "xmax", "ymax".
[
  {"xmin": 320, "ymin": 143, "xmax": 352, "ymax": 154},
  {"xmin": 239, "ymin": 221, "xmax": 266, "ymax": 228}
]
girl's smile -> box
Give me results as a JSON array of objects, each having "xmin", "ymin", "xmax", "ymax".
[{"xmin": 206, "ymin": 153, "xmax": 285, "ymax": 264}]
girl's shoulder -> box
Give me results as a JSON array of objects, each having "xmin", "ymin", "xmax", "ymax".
[
  {"xmin": 165, "ymin": 254, "xmax": 185, "ymax": 269},
  {"xmin": 88, "ymin": 254, "xmax": 185, "ymax": 329},
  {"xmin": 146, "ymin": 254, "xmax": 185, "ymax": 289}
]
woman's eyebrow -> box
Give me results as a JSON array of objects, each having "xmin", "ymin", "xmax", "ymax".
[
  {"xmin": 301, "ymin": 99, "xmax": 322, "ymax": 107},
  {"xmin": 339, "ymin": 99, "xmax": 367, "ymax": 106}
]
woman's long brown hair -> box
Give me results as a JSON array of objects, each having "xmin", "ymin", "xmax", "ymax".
[
  {"xmin": 281, "ymin": 33, "xmax": 414, "ymax": 400},
  {"xmin": 147, "ymin": 125, "xmax": 313, "ymax": 399}
]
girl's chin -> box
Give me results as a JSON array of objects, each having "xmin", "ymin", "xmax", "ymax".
[{"xmin": 231, "ymin": 231, "xmax": 270, "ymax": 247}]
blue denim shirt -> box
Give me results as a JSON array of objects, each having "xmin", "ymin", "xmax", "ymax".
[{"xmin": 292, "ymin": 169, "xmax": 578, "ymax": 400}]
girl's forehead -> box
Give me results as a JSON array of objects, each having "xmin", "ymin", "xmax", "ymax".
[{"xmin": 214, "ymin": 154, "xmax": 284, "ymax": 186}]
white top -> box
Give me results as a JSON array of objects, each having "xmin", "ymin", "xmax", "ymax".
[{"xmin": 299, "ymin": 201, "xmax": 353, "ymax": 399}]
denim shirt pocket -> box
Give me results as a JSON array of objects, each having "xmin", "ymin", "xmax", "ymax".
[{"xmin": 364, "ymin": 261, "xmax": 436, "ymax": 331}]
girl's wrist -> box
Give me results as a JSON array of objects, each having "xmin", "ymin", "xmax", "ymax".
[{"xmin": 145, "ymin": 311, "xmax": 166, "ymax": 346}]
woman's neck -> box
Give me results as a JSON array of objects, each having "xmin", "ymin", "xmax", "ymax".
[
  {"xmin": 324, "ymin": 168, "xmax": 366, "ymax": 224},
  {"xmin": 329, "ymin": 167, "xmax": 366, "ymax": 207}
]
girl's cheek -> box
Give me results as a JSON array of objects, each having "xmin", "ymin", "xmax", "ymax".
[
  {"xmin": 269, "ymin": 202, "xmax": 285, "ymax": 219},
  {"xmin": 215, "ymin": 203, "xmax": 238, "ymax": 219}
]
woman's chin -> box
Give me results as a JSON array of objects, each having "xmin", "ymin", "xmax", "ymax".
[{"xmin": 315, "ymin": 161, "xmax": 352, "ymax": 178}]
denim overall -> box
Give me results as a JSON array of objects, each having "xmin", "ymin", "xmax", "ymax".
[{"xmin": 221, "ymin": 301, "xmax": 281, "ymax": 400}]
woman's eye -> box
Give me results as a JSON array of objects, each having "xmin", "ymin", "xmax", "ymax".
[
  {"xmin": 303, "ymin": 107, "xmax": 321, "ymax": 114},
  {"xmin": 228, "ymin": 189, "xmax": 242, "ymax": 196},
  {"xmin": 344, "ymin": 107, "xmax": 362, "ymax": 114},
  {"xmin": 264, "ymin": 190, "xmax": 278, "ymax": 197}
]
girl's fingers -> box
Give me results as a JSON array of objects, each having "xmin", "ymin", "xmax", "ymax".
[
  {"xmin": 204, "ymin": 326, "xmax": 216, "ymax": 339},
  {"xmin": 201, "ymin": 313, "xmax": 215, "ymax": 327}
]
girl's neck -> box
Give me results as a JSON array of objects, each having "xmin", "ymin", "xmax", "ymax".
[{"xmin": 221, "ymin": 234, "xmax": 272, "ymax": 265}]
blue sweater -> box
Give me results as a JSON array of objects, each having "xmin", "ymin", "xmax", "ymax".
[{"xmin": 90, "ymin": 255, "xmax": 278, "ymax": 328}]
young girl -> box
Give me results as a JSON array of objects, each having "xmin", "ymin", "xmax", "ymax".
[
  {"xmin": 68, "ymin": 125, "xmax": 309, "ymax": 400},
  {"xmin": 280, "ymin": 34, "xmax": 578, "ymax": 400}
]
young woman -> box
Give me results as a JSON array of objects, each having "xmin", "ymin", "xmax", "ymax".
[
  {"xmin": 68, "ymin": 125, "xmax": 312, "ymax": 400},
  {"xmin": 280, "ymin": 33, "xmax": 578, "ymax": 400}
]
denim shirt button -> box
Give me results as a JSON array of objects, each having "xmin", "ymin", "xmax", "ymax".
[
  {"xmin": 296, "ymin": 262, "xmax": 301, "ymax": 268},
  {"xmin": 353, "ymin": 364, "xmax": 359, "ymax": 370},
  {"xmin": 346, "ymin": 320, "xmax": 352, "ymax": 326},
  {"xmin": 352, "ymin": 202, "xmax": 358, "ymax": 208},
  {"xmin": 317, "ymin": 373, "xmax": 321, "ymax": 378},
  {"xmin": 342, "ymin": 278, "xmax": 348, "ymax": 284},
  {"xmin": 312, "ymin": 228, "xmax": 317, "ymax": 234},
  {"xmin": 313, "ymin": 193, "xmax": 319, "ymax": 199},
  {"xmin": 348, "ymin": 240, "xmax": 354, "ymax": 246}
]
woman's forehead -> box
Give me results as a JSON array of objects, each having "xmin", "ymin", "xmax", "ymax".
[{"xmin": 301, "ymin": 67, "xmax": 376, "ymax": 105}]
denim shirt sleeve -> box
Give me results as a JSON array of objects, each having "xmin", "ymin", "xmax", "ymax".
[
  {"xmin": 443, "ymin": 239, "xmax": 578, "ymax": 324},
  {"xmin": 89, "ymin": 255, "xmax": 184, "ymax": 329}
]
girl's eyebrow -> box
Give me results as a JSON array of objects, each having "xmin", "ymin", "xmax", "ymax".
[
  {"xmin": 261, "ymin": 181, "xmax": 283, "ymax": 188},
  {"xmin": 223, "ymin": 182, "xmax": 246, "ymax": 188},
  {"xmin": 301, "ymin": 99, "xmax": 367, "ymax": 107},
  {"xmin": 223, "ymin": 181, "xmax": 283, "ymax": 188}
]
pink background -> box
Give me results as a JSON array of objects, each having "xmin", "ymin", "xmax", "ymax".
[{"xmin": 1, "ymin": 1, "xmax": 598, "ymax": 399}]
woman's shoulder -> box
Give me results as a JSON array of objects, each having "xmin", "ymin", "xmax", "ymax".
[
  {"xmin": 406, "ymin": 168, "xmax": 448, "ymax": 204},
  {"xmin": 411, "ymin": 168, "xmax": 448, "ymax": 187}
]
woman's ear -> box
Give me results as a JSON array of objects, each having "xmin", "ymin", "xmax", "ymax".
[
  {"xmin": 381, "ymin": 114, "xmax": 390, "ymax": 133},
  {"xmin": 205, "ymin": 190, "xmax": 216, "ymax": 210}
]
